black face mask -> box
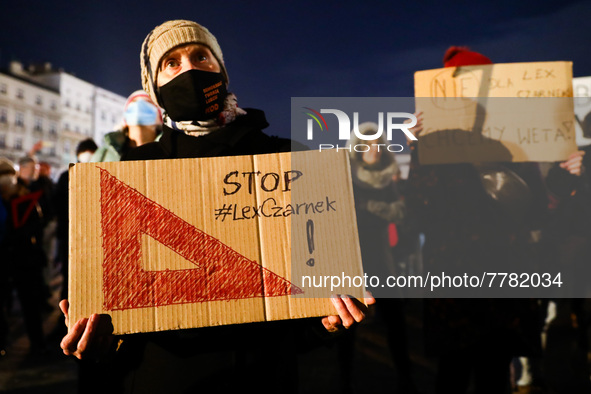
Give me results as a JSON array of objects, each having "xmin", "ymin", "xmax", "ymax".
[{"xmin": 157, "ymin": 69, "xmax": 227, "ymax": 122}]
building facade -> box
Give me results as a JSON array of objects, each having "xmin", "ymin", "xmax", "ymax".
[
  {"xmin": 93, "ymin": 87, "xmax": 127, "ymax": 145},
  {"xmin": 0, "ymin": 69, "xmax": 61, "ymax": 170},
  {"xmin": 0, "ymin": 61, "xmax": 126, "ymax": 176}
]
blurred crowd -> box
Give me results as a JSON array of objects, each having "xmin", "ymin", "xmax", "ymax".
[
  {"xmin": 339, "ymin": 47, "xmax": 591, "ymax": 393},
  {"xmin": 0, "ymin": 90, "xmax": 163, "ymax": 359}
]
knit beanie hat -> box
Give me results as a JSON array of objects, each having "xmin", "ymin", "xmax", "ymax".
[
  {"xmin": 140, "ymin": 20, "xmax": 228, "ymax": 106},
  {"xmin": 443, "ymin": 46, "xmax": 492, "ymax": 67}
]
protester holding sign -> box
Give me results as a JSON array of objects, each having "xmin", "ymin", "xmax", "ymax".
[
  {"xmin": 414, "ymin": 47, "xmax": 577, "ymax": 165},
  {"xmin": 407, "ymin": 47, "xmax": 546, "ymax": 393},
  {"xmin": 59, "ymin": 19, "xmax": 373, "ymax": 394}
]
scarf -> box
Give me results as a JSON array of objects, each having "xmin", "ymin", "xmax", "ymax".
[
  {"xmin": 352, "ymin": 159, "xmax": 400, "ymax": 190},
  {"xmin": 163, "ymin": 92, "xmax": 246, "ymax": 136}
]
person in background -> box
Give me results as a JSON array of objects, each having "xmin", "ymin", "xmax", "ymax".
[
  {"xmin": 92, "ymin": 90, "xmax": 162, "ymax": 162},
  {"xmin": 75, "ymin": 139, "xmax": 99, "ymax": 165},
  {"xmin": 59, "ymin": 20, "xmax": 373, "ymax": 394},
  {"xmin": 54, "ymin": 138, "xmax": 98, "ymax": 305},
  {"xmin": 17, "ymin": 156, "xmax": 39, "ymax": 187},
  {"xmin": 0, "ymin": 159, "xmax": 11, "ymax": 243},
  {"xmin": 0, "ymin": 158, "xmax": 17, "ymax": 356},
  {"xmin": 35, "ymin": 161, "xmax": 56, "ymax": 230},
  {"xmin": 539, "ymin": 141, "xmax": 590, "ymax": 391},
  {"xmin": 34, "ymin": 161, "xmax": 57, "ymax": 309},
  {"xmin": 17, "ymin": 156, "xmax": 54, "ymax": 311},
  {"xmin": 406, "ymin": 46, "xmax": 546, "ymax": 393},
  {"xmin": 339, "ymin": 122, "xmax": 417, "ymax": 393},
  {"xmin": 1, "ymin": 156, "xmax": 48, "ymax": 355},
  {"xmin": 26, "ymin": 143, "xmax": 56, "ymax": 225}
]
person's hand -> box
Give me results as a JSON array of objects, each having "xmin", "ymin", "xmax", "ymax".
[
  {"xmin": 28, "ymin": 141, "xmax": 43, "ymax": 156},
  {"xmin": 404, "ymin": 111, "xmax": 423, "ymax": 145},
  {"xmin": 559, "ymin": 150, "xmax": 585, "ymax": 176},
  {"xmin": 59, "ymin": 299, "xmax": 115, "ymax": 361},
  {"xmin": 321, "ymin": 292, "xmax": 376, "ymax": 332}
]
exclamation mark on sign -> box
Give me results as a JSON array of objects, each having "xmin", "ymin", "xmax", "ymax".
[{"xmin": 306, "ymin": 219, "xmax": 315, "ymax": 267}]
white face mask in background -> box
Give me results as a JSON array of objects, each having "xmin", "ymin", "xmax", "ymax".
[{"xmin": 77, "ymin": 152, "xmax": 93, "ymax": 163}]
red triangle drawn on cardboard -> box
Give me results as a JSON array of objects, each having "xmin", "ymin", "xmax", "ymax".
[
  {"xmin": 11, "ymin": 190, "xmax": 43, "ymax": 229},
  {"xmin": 99, "ymin": 168, "xmax": 303, "ymax": 311}
]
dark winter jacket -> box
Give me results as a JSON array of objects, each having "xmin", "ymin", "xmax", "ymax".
[
  {"xmin": 544, "ymin": 144, "xmax": 591, "ymax": 238},
  {"xmin": 124, "ymin": 109, "xmax": 305, "ymax": 161},
  {"xmin": 92, "ymin": 127, "xmax": 163, "ymax": 163},
  {"xmin": 405, "ymin": 141, "xmax": 544, "ymax": 357},
  {"xmin": 1, "ymin": 179, "xmax": 47, "ymax": 272},
  {"xmin": 348, "ymin": 123, "xmax": 406, "ymax": 295}
]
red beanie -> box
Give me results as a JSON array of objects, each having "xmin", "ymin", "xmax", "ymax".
[{"xmin": 443, "ymin": 46, "xmax": 492, "ymax": 67}]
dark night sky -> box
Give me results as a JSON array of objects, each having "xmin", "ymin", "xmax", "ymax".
[{"xmin": 2, "ymin": 0, "xmax": 591, "ymax": 139}]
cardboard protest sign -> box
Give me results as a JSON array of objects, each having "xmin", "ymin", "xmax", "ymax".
[
  {"xmin": 414, "ymin": 61, "xmax": 577, "ymax": 164},
  {"xmin": 68, "ymin": 149, "xmax": 365, "ymax": 335},
  {"xmin": 573, "ymin": 76, "xmax": 591, "ymax": 147}
]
